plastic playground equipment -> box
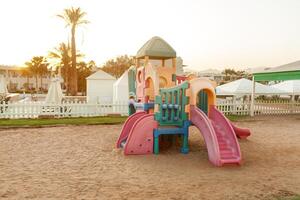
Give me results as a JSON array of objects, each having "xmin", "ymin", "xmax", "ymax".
[{"xmin": 116, "ymin": 36, "xmax": 251, "ymax": 167}]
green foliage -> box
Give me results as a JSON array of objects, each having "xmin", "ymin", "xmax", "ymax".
[
  {"xmin": 20, "ymin": 67, "xmax": 31, "ymax": 90},
  {"xmin": 48, "ymin": 42, "xmax": 71, "ymax": 92},
  {"xmin": 77, "ymin": 61, "xmax": 94, "ymax": 95},
  {"xmin": 101, "ymin": 55, "xmax": 135, "ymax": 78},
  {"xmin": 48, "ymin": 42, "xmax": 72, "ymax": 72},
  {"xmin": 24, "ymin": 56, "xmax": 50, "ymax": 92},
  {"xmin": 57, "ymin": 7, "xmax": 89, "ymax": 28},
  {"xmin": 221, "ymin": 68, "xmax": 251, "ymax": 83},
  {"xmin": 48, "ymin": 42, "xmax": 85, "ymax": 94},
  {"xmin": 226, "ymin": 115, "xmax": 249, "ymax": 122},
  {"xmin": 0, "ymin": 116, "xmax": 127, "ymax": 127}
]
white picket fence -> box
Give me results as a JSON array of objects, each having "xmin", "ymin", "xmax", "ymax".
[
  {"xmin": 217, "ymin": 99, "xmax": 300, "ymax": 116},
  {"xmin": 217, "ymin": 100, "xmax": 251, "ymax": 115},
  {"xmin": 1, "ymin": 99, "xmax": 300, "ymax": 119},
  {"xmin": 0, "ymin": 101, "xmax": 128, "ymax": 119}
]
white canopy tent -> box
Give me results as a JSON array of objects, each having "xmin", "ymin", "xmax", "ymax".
[
  {"xmin": 45, "ymin": 77, "xmax": 63, "ymax": 104},
  {"xmin": 251, "ymin": 60, "xmax": 300, "ymax": 116},
  {"xmin": 272, "ymin": 80, "xmax": 300, "ymax": 95},
  {"xmin": 216, "ymin": 78, "xmax": 285, "ymax": 96},
  {"xmin": 113, "ymin": 70, "xmax": 129, "ymax": 103}
]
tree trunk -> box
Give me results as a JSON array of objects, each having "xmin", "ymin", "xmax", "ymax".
[
  {"xmin": 66, "ymin": 65, "xmax": 70, "ymax": 95},
  {"xmin": 35, "ymin": 76, "xmax": 38, "ymax": 92},
  {"xmin": 64, "ymin": 66, "xmax": 68, "ymax": 95},
  {"xmin": 40, "ymin": 75, "xmax": 43, "ymax": 91},
  {"xmin": 70, "ymin": 26, "xmax": 78, "ymax": 96},
  {"xmin": 27, "ymin": 76, "xmax": 29, "ymax": 90}
]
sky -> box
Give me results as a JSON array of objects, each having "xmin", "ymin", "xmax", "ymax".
[{"xmin": 0, "ymin": 0, "xmax": 300, "ymax": 71}]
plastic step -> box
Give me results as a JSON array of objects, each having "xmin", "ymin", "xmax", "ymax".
[{"xmin": 221, "ymin": 157, "xmax": 240, "ymax": 163}]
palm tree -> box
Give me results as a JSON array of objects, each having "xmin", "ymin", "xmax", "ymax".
[
  {"xmin": 38, "ymin": 60, "xmax": 49, "ymax": 91},
  {"xmin": 77, "ymin": 61, "xmax": 94, "ymax": 95},
  {"xmin": 25, "ymin": 57, "xmax": 42, "ymax": 91},
  {"xmin": 21, "ymin": 67, "xmax": 31, "ymax": 90},
  {"xmin": 48, "ymin": 42, "xmax": 72, "ymax": 93},
  {"xmin": 57, "ymin": 7, "xmax": 89, "ymax": 95},
  {"xmin": 48, "ymin": 42, "xmax": 84, "ymax": 94}
]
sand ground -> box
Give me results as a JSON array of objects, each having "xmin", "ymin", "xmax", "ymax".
[{"xmin": 0, "ymin": 115, "xmax": 300, "ymax": 200}]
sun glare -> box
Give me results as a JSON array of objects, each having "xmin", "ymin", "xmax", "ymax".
[{"xmin": 0, "ymin": 0, "xmax": 300, "ymax": 69}]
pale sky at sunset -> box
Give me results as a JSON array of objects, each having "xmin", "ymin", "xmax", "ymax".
[{"xmin": 0, "ymin": 0, "xmax": 300, "ymax": 70}]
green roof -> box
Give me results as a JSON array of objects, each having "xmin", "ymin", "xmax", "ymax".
[
  {"xmin": 136, "ymin": 36, "xmax": 176, "ymax": 59},
  {"xmin": 253, "ymin": 60, "xmax": 300, "ymax": 81}
]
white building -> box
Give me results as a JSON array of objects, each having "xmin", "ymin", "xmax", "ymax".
[
  {"xmin": 0, "ymin": 74, "xmax": 8, "ymax": 94},
  {"xmin": 0, "ymin": 65, "xmax": 51, "ymax": 92},
  {"xmin": 86, "ymin": 69, "xmax": 116, "ymax": 103}
]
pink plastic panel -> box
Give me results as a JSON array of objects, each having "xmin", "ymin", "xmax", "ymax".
[
  {"xmin": 116, "ymin": 111, "xmax": 146, "ymax": 148},
  {"xmin": 124, "ymin": 114, "xmax": 158, "ymax": 155}
]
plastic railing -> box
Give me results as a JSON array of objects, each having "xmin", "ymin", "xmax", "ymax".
[{"xmin": 154, "ymin": 81, "xmax": 189, "ymax": 126}]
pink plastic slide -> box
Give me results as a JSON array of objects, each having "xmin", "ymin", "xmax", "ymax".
[
  {"xmin": 190, "ymin": 105, "xmax": 241, "ymax": 166},
  {"xmin": 116, "ymin": 111, "xmax": 147, "ymax": 148},
  {"xmin": 230, "ymin": 122, "xmax": 251, "ymax": 139},
  {"xmin": 124, "ymin": 114, "xmax": 158, "ymax": 155}
]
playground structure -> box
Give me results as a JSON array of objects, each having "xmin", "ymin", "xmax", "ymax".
[{"xmin": 116, "ymin": 36, "xmax": 250, "ymax": 167}]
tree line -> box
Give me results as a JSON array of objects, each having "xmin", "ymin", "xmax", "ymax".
[{"xmin": 220, "ymin": 68, "xmax": 251, "ymax": 84}]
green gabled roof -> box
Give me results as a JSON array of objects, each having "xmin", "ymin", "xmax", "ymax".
[{"xmin": 136, "ymin": 36, "xmax": 176, "ymax": 59}]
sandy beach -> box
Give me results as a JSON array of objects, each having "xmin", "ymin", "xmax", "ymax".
[{"xmin": 0, "ymin": 115, "xmax": 299, "ymax": 200}]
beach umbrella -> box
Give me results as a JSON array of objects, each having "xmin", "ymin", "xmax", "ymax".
[
  {"xmin": 0, "ymin": 75, "xmax": 8, "ymax": 94},
  {"xmin": 216, "ymin": 78, "xmax": 285, "ymax": 96},
  {"xmin": 45, "ymin": 77, "xmax": 63, "ymax": 104},
  {"xmin": 272, "ymin": 80, "xmax": 300, "ymax": 95}
]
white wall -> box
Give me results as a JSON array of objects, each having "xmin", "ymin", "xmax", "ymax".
[
  {"xmin": 87, "ymin": 79, "xmax": 115, "ymax": 103},
  {"xmin": 113, "ymin": 83, "xmax": 129, "ymax": 103}
]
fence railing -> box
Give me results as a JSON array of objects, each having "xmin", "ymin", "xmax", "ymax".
[
  {"xmin": 62, "ymin": 96, "xmax": 87, "ymax": 103},
  {"xmin": 1, "ymin": 99, "xmax": 300, "ymax": 119},
  {"xmin": 0, "ymin": 101, "xmax": 128, "ymax": 119},
  {"xmin": 217, "ymin": 99, "xmax": 300, "ymax": 116},
  {"xmin": 217, "ymin": 100, "xmax": 251, "ymax": 115}
]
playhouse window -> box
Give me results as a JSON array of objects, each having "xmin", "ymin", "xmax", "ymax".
[{"xmin": 164, "ymin": 59, "xmax": 172, "ymax": 68}]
